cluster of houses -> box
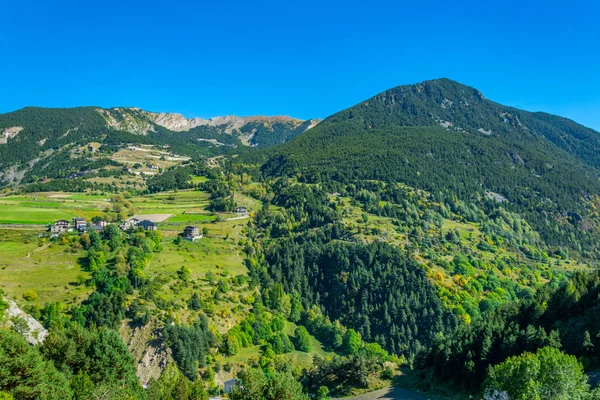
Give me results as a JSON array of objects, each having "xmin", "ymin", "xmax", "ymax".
[
  {"xmin": 49, "ymin": 207, "xmax": 250, "ymax": 240},
  {"xmin": 50, "ymin": 217, "xmax": 157, "ymax": 235}
]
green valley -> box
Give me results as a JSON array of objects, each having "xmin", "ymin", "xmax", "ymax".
[{"xmin": 3, "ymin": 79, "xmax": 600, "ymax": 400}]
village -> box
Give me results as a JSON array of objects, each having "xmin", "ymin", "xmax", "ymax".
[
  {"xmin": 49, "ymin": 216, "xmax": 210, "ymax": 242},
  {"xmin": 49, "ymin": 206, "xmax": 249, "ymax": 240}
]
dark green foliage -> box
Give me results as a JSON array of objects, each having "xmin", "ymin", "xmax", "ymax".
[
  {"xmin": 162, "ymin": 317, "xmax": 215, "ymax": 380},
  {"xmin": 0, "ymin": 107, "xmax": 110, "ymax": 167},
  {"xmin": 21, "ymin": 151, "xmax": 120, "ymax": 183},
  {"xmin": 303, "ymin": 354, "xmax": 379, "ymax": 392},
  {"xmin": 201, "ymin": 178, "xmax": 236, "ymax": 212},
  {"xmin": 188, "ymin": 292, "xmax": 202, "ymax": 311},
  {"xmin": 147, "ymin": 167, "xmax": 193, "ymax": 193},
  {"xmin": 41, "ymin": 324, "xmax": 141, "ymax": 395},
  {"xmin": 294, "ymin": 326, "xmax": 312, "ymax": 352},
  {"xmin": 21, "ymin": 178, "xmax": 113, "ymax": 193},
  {"xmin": 258, "ymin": 79, "xmax": 600, "ymax": 257},
  {"xmin": 419, "ymin": 271, "xmax": 600, "ymax": 390},
  {"xmin": 74, "ymin": 226, "xmax": 161, "ymax": 329},
  {"xmin": 229, "ymin": 368, "xmax": 308, "ymax": 400},
  {"xmin": 77, "ymin": 288, "xmax": 126, "ymax": 329},
  {"xmin": 255, "ymin": 234, "xmax": 456, "ymax": 356},
  {"xmin": 242, "ymin": 119, "xmax": 316, "ymax": 147},
  {"xmin": 0, "ymin": 328, "xmax": 73, "ymax": 399}
]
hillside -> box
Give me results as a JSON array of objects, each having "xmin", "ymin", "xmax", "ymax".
[
  {"xmin": 5, "ymin": 80, "xmax": 600, "ymax": 399},
  {"xmin": 260, "ymin": 78, "xmax": 600, "ymax": 257},
  {"xmin": 0, "ymin": 106, "xmax": 318, "ymax": 186}
]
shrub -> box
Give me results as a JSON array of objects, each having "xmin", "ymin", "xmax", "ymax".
[{"xmin": 22, "ymin": 290, "xmax": 38, "ymax": 302}]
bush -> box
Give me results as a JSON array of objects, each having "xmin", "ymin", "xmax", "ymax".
[
  {"xmin": 22, "ymin": 290, "xmax": 38, "ymax": 302},
  {"xmin": 484, "ymin": 347, "xmax": 592, "ymax": 399},
  {"xmin": 294, "ymin": 326, "xmax": 312, "ymax": 352}
]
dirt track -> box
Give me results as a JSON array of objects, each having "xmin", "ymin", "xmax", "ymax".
[{"xmin": 132, "ymin": 214, "xmax": 173, "ymax": 222}]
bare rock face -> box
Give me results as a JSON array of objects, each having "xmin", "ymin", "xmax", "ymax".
[
  {"xmin": 121, "ymin": 319, "xmax": 172, "ymax": 386},
  {"xmin": 95, "ymin": 107, "xmax": 320, "ymax": 142},
  {"xmin": 4, "ymin": 300, "xmax": 47, "ymax": 345},
  {"xmin": 147, "ymin": 112, "xmax": 208, "ymax": 131},
  {"xmin": 97, "ymin": 108, "xmax": 156, "ymax": 135},
  {"xmin": 146, "ymin": 112, "xmax": 317, "ymax": 134},
  {"xmin": 0, "ymin": 126, "xmax": 23, "ymax": 144}
]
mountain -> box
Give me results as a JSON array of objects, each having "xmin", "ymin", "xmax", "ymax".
[
  {"xmin": 0, "ymin": 106, "xmax": 319, "ymax": 185},
  {"xmin": 101, "ymin": 108, "xmax": 320, "ymax": 146},
  {"xmin": 260, "ymin": 78, "xmax": 600, "ymax": 255}
]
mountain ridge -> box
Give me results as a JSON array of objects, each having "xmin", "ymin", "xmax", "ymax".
[
  {"xmin": 256, "ymin": 78, "xmax": 600, "ymax": 256},
  {"xmin": 2, "ymin": 105, "xmax": 320, "ymax": 138}
]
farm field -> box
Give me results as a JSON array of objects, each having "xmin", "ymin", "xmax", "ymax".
[{"xmin": 0, "ymin": 192, "xmax": 111, "ymax": 224}]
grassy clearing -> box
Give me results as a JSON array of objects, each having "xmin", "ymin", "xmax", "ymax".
[
  {"xmin": 0, "ymin": 229, "xmax": 91, "ymax": 305},
  {"xmin": 0, "ymin": 206, "xmax": 75, "ymax": 225},
  {"xmin": 284, "ymin": 321, "xmax": 335, "ymax": 368},
  {"xmin": 111, "ymin": 147, "xmax": 187, "ymax": 170},
  {"xmin": 190, "ymin": 175, "xmax": 208, "ymax": 184},
  {"xmin": 0, "ymin": 192, "xmax": 111, "ymax": 224},
  {"xmin": 221, "ymin": 320, "xmax": 335, "ymax": 371},
  {"xmin": 0, "ymin": 186, "xmax": 259, "ymax": 333}
]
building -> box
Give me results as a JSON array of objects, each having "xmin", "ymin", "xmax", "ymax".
[
  {"xmin": 183, "ymin": 225, "xmax": 202, "ymax": 241},
  {"xmin": 119, "ymin": 218, "xmax": 139, "ymax": 231},
  {"xmin": 72, "ymin": 217, "xmax": 87, "ymax": 232},
  {"xmin": 224, "ymin": 379, "xmax": 237, "ymax": 393},
  {"xmin": 235, "ymin": 206, "xmax": 248, "ymax": 216},
  {"xmin": 51, "ymin": 219, "xmax": 70, "ymax": 234},
  {"xmin": 137, "ymin": 220, "xmax": 157, "ymax": 231},
  {"xmin": 88, "ymin": 220, "xmax": 108, "ymax": 232}
]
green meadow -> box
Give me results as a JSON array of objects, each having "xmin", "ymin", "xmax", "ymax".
[
  {"xmin": 0, "ymin": 229, "xmax": 91, "ymax": 305},
  {"xmin": 0, "ymin": 187, "xmax": 257, "ymax": 315},
  {"xmin": 0, "ymin": 192, "xmax": 110, "ymax": 224}
]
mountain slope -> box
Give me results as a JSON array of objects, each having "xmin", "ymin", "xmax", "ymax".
[
  {"xmin": 0, "ymin": 106, "xmax": 318, "ymax": 185},
  {"xmin": 261, "ymin": 78, "xmax": 600, "ymax": 255}
]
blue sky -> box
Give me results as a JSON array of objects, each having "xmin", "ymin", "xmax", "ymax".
[{"xmin": 1, "ymin": 0, "xmax": 599, "ymax": 130}]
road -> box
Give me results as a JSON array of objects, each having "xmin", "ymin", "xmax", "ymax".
[{"xmin": 339, "ymin": 386, "xmax": 425, "ymax": 400}]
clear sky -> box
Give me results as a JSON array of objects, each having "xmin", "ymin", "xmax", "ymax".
[{"xmin": 1, "ymin": 0, "xmax": 599, "ymax": 130}]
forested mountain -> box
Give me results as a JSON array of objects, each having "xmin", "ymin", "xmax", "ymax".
[
  {"xmin": 0, "ymin": 106, "xmax": 317, "ymax": 185},
  {"xmin": 258, "ymin": 79, "xmax": 600, "ymax": 258}
]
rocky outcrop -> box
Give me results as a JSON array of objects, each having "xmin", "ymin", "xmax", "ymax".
[
  {"xmin": 98, "ymin": 108, "xmax": 156, "ymax": 135},
  {"xmin": 121, "ymin": 319, "xmax": 172, "ymax": 386},
  {"xmin": 95, "ymin": 107, "xmax": 320, "ymax": 144},
  {"xmin": 146, "ymin": 111, "xmax": 319, "ymax": 135},
  {"xmin": 146, "ymin": 112, "xmax": 207, "ymax": 131},
  {"xmin": 4, "ymin": 300, "xmax": 47, "ymax": 345},
  {"xmin": 0, "ymin": 126, "xmax": 23, "ymax": 144}
]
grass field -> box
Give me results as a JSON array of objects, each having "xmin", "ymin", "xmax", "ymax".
[
  {"xmin": 0, "ymin": 229, "xmax": 91, "ymax": 305},
  {"xmin": 190, "ymin": 175, "xmax": 208, "ymax": 184},
  {"xmin": 0, "ymin": 193, "xmax": 111, "ymax": 224},
  {"xmin": 0, "ymin": 186, "xmax": 257, "ymax": 313}
]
